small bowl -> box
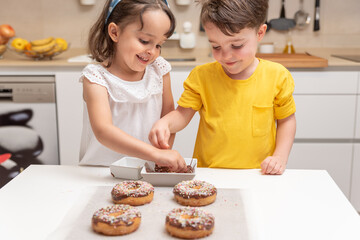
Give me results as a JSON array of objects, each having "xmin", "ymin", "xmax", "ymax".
[
  {"xmin": 0, "ymin": 44, "xmax": 6, "ymax": 59},
  {"xmin": 8, "ymin": 43, "xmax": 70, "ymax": 60},
  {"xmin": 140, "ymin": 158, "xmax": 197, "ymax": 186},
  {"xmin": 110, "ymin": 157, "xmax": 147, "ymax": 180},
  {"xmin": 259, "ymin": 42, "xmax": 275, "ymax": 54}
]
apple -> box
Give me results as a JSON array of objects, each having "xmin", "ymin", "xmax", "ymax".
[
  {"xmin": 0, "ymin": 34, "xmax": 8, "ymax": 45},
  {"xmin": 0, "ymin": 24, "xmax": 15, "ymax": 39}
]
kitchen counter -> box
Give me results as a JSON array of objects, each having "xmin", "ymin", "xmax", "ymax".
[
  {"xmin": 1, "ymin": 47, "xmax": 360, "ymax": 69},
  {"xmin": 0, "ymin": 165, "xmax": 359, "ymax": 240}
]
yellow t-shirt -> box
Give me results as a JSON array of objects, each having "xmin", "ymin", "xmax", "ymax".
[{"xmin": 177, "ymin": 59, "xmax": 296, "ymax": 169}]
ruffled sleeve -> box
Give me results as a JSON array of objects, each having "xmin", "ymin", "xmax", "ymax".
[
  {"xmin": 79, "ymin": 63, "xmax": 164, "ymax": 103},
  {"xmin": 153, "ymin": 56, "xmax": 171, "ymax": 76},
  {"xmin": 80, "ymin": 64, "xmax": 108, "ymax": 87}
]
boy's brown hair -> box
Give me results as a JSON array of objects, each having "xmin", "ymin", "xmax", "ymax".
[
  {"xmin": 198, "ymin": 0, "xmax": 268, "ymax": 36},
  {"xmin": 88, "ymin": 0, "xmax": 175, "ymax": 67}
]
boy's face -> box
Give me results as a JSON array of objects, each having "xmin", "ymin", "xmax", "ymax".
[{"xmin": 204, "ymin": 22, "xmax": 266, "ymax": 79}]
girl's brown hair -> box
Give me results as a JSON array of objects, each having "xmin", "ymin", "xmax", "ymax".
[
  {"xmin": 198, "ymin": 0, "xmax": 268, "ymax": 36},
  {"xmin": 88, "ymin": 0, "xmax": 175, "ymax": 67}
]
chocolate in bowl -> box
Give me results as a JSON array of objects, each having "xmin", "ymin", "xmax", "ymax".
[{"xmin": 146, "ymin": 165, "xmax": 194, "ymax": 173}]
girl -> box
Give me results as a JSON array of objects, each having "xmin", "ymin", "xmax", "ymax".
[{"xmin": 79, "ymin": 0, "xmax": 187, "ymax": 172}]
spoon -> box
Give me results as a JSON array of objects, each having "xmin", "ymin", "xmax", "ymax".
[
  {"xmin": 294, "ymin": 0, "xmax": 311, "ymax": 29},
  {"xmin": 265, "ymin": 11, "xmax": 271, "ymax": 32}
]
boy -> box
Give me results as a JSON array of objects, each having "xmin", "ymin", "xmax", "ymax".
[{"xmin": 149, "ymin": 0, "xmax": 296, "ymax": 175}]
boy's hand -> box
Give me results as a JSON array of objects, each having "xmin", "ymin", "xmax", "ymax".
[
  {"xmin": 149, "ymin": 120, "xmax": 171, "ymax": 149},
  {"xmin": 260, "ymin": 156, "xmax": 287, "ymax": 175},
  {"xmin": 156, "ymin": 149, "xmax": 187, "ymax": 173}
]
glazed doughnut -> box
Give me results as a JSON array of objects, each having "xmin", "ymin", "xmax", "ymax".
[
  {"xmin": 173, "ymin": 180, "xmax": 217, "ymax": 206},
  {"xmin": 111, "ymin": 181, "xmax": 154, "ymax": 206},
  {"xmin": 166, "ymin": 207, "xmax": 215, "ymax": 239},
  {"xmin": 92, "ymin": 204, "xmax": 141, "ymax": 236}
]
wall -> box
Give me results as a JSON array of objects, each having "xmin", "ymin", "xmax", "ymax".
[{"xmin": 1, "ymin": 0, "xmax": 360, "ymax": 51}]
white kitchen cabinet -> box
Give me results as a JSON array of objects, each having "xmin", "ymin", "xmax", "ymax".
[
  {"xmin": 288, "ymin": 143, "xmax": 353, "ymax": 198},
  {"xmin": 55, "ymin": 72, "xmax": 83, "ymax": 165},
  {"xmin": 288, "ymin": 71, "xmax": 359, "ymax": 199},
  {"xmin": 356, "ymin": 96, "xmax": 360, "ymax": 139},
  {"xmin": 293, "ymin": 95, "xmax": 356, "ymax": 139},
  {"xmin": 291, "ymin": 71, "xmax": 358, "ymax": 94},
  {"xmin": 350, "ymin": 144, "xmax": 360, "ymax": 212},
  {"xmin": 291, "ymin": 71, "xmax": 358, "ymax": 139}
]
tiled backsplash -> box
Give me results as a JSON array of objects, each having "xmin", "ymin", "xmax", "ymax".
[{"xmin": 2, "ymin": 0, "xmax": 360, "ymax": 50}]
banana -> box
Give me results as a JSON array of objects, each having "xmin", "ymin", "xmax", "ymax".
[
  {"xmin": 30, "ymin": 37, "xmax": 54, "ymax": 46},
  {"xmin": 55, "ymin": 38, "xmax": 68, "ymax": 51},
  {"xmin": 31, "ymin": 39, "xmax": 56, "ymax": 54}
]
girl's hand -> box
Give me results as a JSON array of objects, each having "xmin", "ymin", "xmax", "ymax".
[
  {"xmin": 149, "ymin": 120, "xmax": 171, "ymax": 149},
  {"xmin": 260, "ymin": 155, "xmax": 287, "ymax": 175},
  {"xmin": 155, "ymin": 149, "xmax": 187, "ymax": 173}
]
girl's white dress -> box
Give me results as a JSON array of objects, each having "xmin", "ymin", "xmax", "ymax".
[{"xmin": 79, "ymin": 56, "xmax": 171, "ymax": 166}]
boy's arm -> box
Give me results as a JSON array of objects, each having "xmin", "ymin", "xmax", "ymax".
[
  {"xmin": 261, "ymin": 113, "xmax": 296, "ymax": 175},
  {"xmin": 149, "ymin": 106, "xmax": 196, "ymax": 149}
]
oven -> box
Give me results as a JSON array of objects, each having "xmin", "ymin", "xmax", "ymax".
[{"xmin": 0, "ymin": 75, "xmax": 59, "ymax": 188}]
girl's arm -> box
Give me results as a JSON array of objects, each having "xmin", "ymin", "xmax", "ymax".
[
  {"xmin": 83, "ymin": 78, "xmax": 187, "ymax": 171},
  {"xmin": 161, "ymin": 73, "xmax": 175, "ymax": 149},
  {"xmin": 261, "ymin": 113, "xmax": 296, "ymax": 175},
  {"xmin": 149, "ymin": 106, "xmax": 196, "ymax": 149}
]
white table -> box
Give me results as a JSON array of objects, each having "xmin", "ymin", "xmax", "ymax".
[{"xmin": 0, "ymin": 165, "xmax": 359, "ymax": 240}]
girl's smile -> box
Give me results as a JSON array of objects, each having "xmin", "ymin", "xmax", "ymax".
[{"xmin": 136, "ymin": 53, "xmax": 150, "ymax": 64}]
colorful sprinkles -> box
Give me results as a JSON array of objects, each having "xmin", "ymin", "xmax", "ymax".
[
  {"xmin": 166, "ymin": 207, "xmax": 215, "ymax": 230},
  {"xmin": 92, "ymin": 204, "xmax": 141, "ymax": 226},
  {"xmin": 173, "ymin": 180, "xmax": 217, "ymax": 198}
]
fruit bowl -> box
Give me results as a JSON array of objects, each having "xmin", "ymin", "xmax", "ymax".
[
  {"xmin": 9, "ymin": 37, "xmax": 69, "ymax": 60},
  {"xmin": 9, "ymin": 45, "xmax": 69, "ymax": 60},
  {"xmin": 0, "ymin": 45, "xmax": 6, "ymax": 59}
]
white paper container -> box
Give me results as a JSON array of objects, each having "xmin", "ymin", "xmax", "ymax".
[
  {"xmin": 140, "ymin": 158, "xmax": 197, "ymax": 186},
  {"xmin": 259, "ymin": 42, "xmax": 275, "ymax": 53},
  {"xmin": 110, "ymin": 157, "xmax": 146, "ymax": 180}
]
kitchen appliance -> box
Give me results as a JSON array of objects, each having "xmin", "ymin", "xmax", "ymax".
[
  {"xmin": 314, "ymin": 0, "xmax": 320, "ymax": 31},
  {"xmin": 269, "ymin": 0, "xmax": 296, "ymax": 31},
  {"xmin": 0, "ymin": 75, "xmax": 59, "ymax": 188},
  {"xmin": 294, "ymin": 0, "xmax": 311, "ymax": 29},
  {"xmin": 265, "ymin": 11, "xmax": 271, "ymax": 32}
]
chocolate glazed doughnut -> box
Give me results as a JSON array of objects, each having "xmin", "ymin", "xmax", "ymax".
[
  {"xmin": 111, "ymin": 181, "xmax": 154, "ymax": 206},
  {"xmin": 166, "ymin": 207, "xmax": 215, "ymax": 239},
  {"xmin": 173, "ymin": 180, "xmax": 217, "ymax": 207},
  {"xmin": 92, "ymin": 204, "xmax": 141, "ymax": 236}
]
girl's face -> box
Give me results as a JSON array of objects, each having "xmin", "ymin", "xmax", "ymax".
[
  {"xmin": 204, "ymin": 22, "xmax": 266, "ymax": 80},
  {"xmin": 108, "ymin": 9, "xmax": 171, "ymax": 79}
]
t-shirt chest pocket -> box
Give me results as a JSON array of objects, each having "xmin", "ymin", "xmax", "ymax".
[{"xmin": 252, "ymin": 105, "xmax": 274, "ymax": 137}]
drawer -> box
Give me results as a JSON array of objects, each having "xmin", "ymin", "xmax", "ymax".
[
  {"xmin": 356, "ymin": 97, "xmax": 360, "ymax": 139},
  {"xmin": 294, "ymin": 95, "xmax": 356, "ymax": 139},
  {"xmin": 350, "ymin": 144, "xmax": 360, "ymax": 211},
  {"xmin": 288, "ymin": 143, "xmax": 353, "ymax": 198},
  {"xmin": 291, "ymin": 71, "xmax": 358, "ymax": 94}
]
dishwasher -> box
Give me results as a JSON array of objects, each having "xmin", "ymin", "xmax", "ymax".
[{"xmin": 0, "ymin": 75, "xmax": 59, "ymax": 188}]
